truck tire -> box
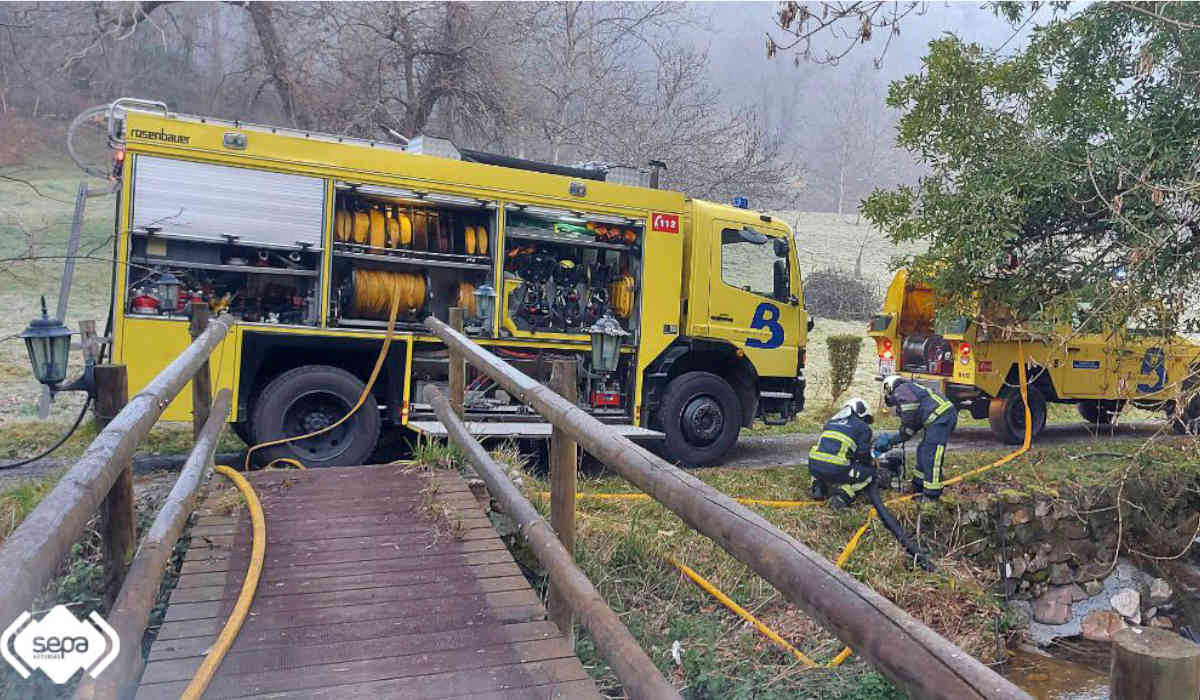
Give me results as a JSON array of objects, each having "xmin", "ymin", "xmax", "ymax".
[
  {"xmin": 231, "ymin": 421, "xmax": 255, "ymax": 446},
  {"xmin": 988, "ymin": 386, "xmax": 1047, "ymax": 445},
  {"xmin": 1078, "ymin": 400, "xmax": 1123, "ymax": 426},
  {"xmin": 250, "ymin": 365, "xmax": 380, "ymax": 468},
  {"xmin": 659, "ymin": 371, "xmax": 742, "ymax": 468},
  {"xmin": 1171, "ymin": 396, "xmax": 1200, "ymax": 435}
]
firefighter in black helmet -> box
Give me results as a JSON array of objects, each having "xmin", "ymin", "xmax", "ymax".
[
  {"xmin": 875, "ymin": 375, "xmax": 958, "ymax": 500},
  {"xmin": 808, "ymin": 397, "xmax": 876, "ymax": 510}
]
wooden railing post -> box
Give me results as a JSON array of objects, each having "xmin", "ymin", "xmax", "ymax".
[
  {"xmin": 449, "ymin": 307, "xmax": 465, "ymax": 418},
  {"xmin": 92, "ymin": 364, "xmax": 128, "ymax": 430},
  {"xmin": 0, "ymin": 315, "xmax": 234, "ymax": 631},
  {"xmin": 1111, "ymin": 627, "xmax": 1200, "ymax": 700},
  {"xmin": 548, "ymin": 359, "xmax": 578, "ymax": 644},
  {"xmin": 100, "ymin": 374, "xmax": 134, "ymax": 608},
  {"xmin": 189, "ymin": 303, "xmax": 213, "ymax": 439}
]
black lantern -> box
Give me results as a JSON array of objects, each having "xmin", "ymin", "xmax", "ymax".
[
  {"xmin": 156, "ymin": 270, "xmax": 182, "ymax": 314},
  {"xmin": 586, "ymin": 313, "xmax": 628, "ymax": 374},
  {"xmin": 20, "ymin": 297, "xmax": 72, "ymax": 388},
  {"xmin": 473, "ymin": 283, "xmax": 497, "ymax": 334}
]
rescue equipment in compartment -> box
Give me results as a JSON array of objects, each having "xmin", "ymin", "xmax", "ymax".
[
  {"xmin": 369, "ymin": 205, "xmax": 386, "ymax": 250},
  {"xmin": 335, "ymin": 205, "xmax": 352, "ymax": 242},
  {"xmin": 457, "ymin": 281, "xmax": 477, "ymax": 317},
  {"xmin": 130, "ymin": 290, "xmax": 161, "ymax": 315},
  {"xmin": 384, "ymin": 206, "xmax": 401, "ymax": 247},
  {"xmin": 465, "ymin": 225, "xmax": 477, "ymax": 255},
  {"xmin": 552, "ymin": 258, "xmax": 583, "ymax": 331},
  {"xmin": 609, "ymin": 273, "xmax": 635, "ymax": 319},
  {"xmin": 394, "ymin": 207, "xmax": 412, "ymax": 247},
  {"xmin": 412, "ymin": 209, "xmax": 429, "ymax": 250},
  {"xmin": 352, "ymin": 202, "xmax": 370, "ymax": 244},
  {"xmin": 347, "ymin": 268, "xmax": 427, "ymax": 319}
]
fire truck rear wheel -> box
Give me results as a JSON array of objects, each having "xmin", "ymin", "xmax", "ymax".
[
  {"xmin": 250, "ymin": 365, "xmax": 381, "ymax": 468},
  {"xmin": 660, "ymin": 371, "xmax": 742, "ymax": 468},
  {"xmin": 988, "ymin": 385, "xmax": 1047, "ymax": 445}
]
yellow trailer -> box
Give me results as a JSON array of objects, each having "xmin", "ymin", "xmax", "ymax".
[
  {"xmin": 103, "ymin": 99, "xmax": 809, "ymax": 467},
  {"xmin": 867, "ymin": 270, "xmax": 1200, "ymax": 443}
]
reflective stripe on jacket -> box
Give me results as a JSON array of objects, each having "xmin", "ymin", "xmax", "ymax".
[{"xmin": 808, "ymin": 413, "xmax": 873, "ymax": 469}]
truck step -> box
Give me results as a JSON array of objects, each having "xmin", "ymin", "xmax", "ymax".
[{"xmin": 408, "ymin": 421, "xmax": 664, "ymax": 440}]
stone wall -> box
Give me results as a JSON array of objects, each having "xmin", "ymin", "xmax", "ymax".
[{"xmin": 965, "ymin": 487, "xmax": 1191, "ymax": 645}]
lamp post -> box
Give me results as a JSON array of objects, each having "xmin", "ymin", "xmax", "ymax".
[
  {"xmin": 20, "ymin": 295, "xmax": 94, "ymax": 397},
  {"xmin": 585, "ymin": 313, "xmax": 628, "ymax": 407},
  {"xmin": 472, "ymin": 283, "xmax": 497, "ymax": 336},
  {"xmin": 156, "ymin": 270, "xmax": 182, "ymax": 315},
  {"xmin": 20, "ymin": 297, "xmax": 72, "ymax": 388}
]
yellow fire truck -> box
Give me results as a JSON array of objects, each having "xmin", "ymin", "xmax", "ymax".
[
  {"xmin": 102, "ymin": 99, "xmax": 808, "ymax": 467},
  {"xmin": 867, "ymin": 270, "xmax": 1200, "ymax": 443}
]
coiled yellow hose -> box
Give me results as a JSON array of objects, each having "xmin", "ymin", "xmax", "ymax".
[{"xmin": 350, "ymin": 268, "xmax": 426, "ymax": 319}]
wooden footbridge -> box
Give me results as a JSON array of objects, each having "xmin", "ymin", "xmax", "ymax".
[
  {"xmin": 136, "ymin": 465, "xmax": 597, "ymax": 699},
  {"xmin": 0, "ymin": 307, "xmax": 1032, "ymax": 700}
]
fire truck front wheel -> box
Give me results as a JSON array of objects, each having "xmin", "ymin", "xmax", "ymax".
[
  {"xmin": 250, "ymin": 365, "xmax": 381, "ymax": 468},
  {"xmin": 660, "ymin": 371, "xmax": 742, "ymax": 468},
  {"xmin": 988, "ymin": 386, "xmax": 1047, "ymax": 445}
]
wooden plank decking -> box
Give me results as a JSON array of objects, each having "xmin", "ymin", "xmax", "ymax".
[{"xmin": 136, "ymin": 465, "xmax": 601, "ymax": 699}]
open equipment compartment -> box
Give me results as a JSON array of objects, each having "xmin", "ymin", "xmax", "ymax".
[
  {"xmin": 126, "ymin": 155, "xmax": 323, "ymax": 325},
  {"xmin": 329, "ymin": 182, "xmax": 498, "ymax": 334},
  {"xmin": 501, "ymin": 203, "xmax": 643, "ymax": 341}
]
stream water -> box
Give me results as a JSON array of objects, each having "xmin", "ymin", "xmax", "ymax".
[{"xmin": 1005, "ymin": 648, "xmax": 1109, "ymax": 700}]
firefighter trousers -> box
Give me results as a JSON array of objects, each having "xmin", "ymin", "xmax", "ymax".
[
  {"xmin": 914, "ymin": 409, "xmax": 957, "ymax": 498},
  {"xmin": 809, "ymin": 458, "xmax": 874, "ymax": 503}
]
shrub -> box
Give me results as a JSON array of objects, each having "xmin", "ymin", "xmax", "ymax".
[
  {"xmin": 827, "ymin": 334, "xmax": 864, "ymax": 401},
  {"xmin": 803, "ymin": 268, "xmax": 881, "ymax": 321}
]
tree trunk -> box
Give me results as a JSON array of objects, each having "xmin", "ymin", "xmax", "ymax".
[{"xmin": 246, "ymin": 2, "xmax": 308, "ymax": 129}]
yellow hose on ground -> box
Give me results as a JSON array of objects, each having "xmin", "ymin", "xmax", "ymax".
[
  {"xmin": 668, "ymin": 557, "xmax": 818, "ymax": 668},
  {"xmin": 244, "ymin": 282, "xmax": 401, "ymax": 471},
  {"xmin": 179, "ymin": 466, "xmax": 266, "ymax": 700}
]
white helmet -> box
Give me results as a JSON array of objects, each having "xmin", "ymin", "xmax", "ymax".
[
  {"xmin": 881, "ymin": 375, "xmax": 906, "ymax": 406},
  {"xmin": 842, "ymin": 396, "xmax": 874, "ymax": 424}
]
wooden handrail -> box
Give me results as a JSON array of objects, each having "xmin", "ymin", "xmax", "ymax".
[
  {"xmin": 73, "ymin": 388, "xmax": 232, "ymax": 700},
  {"xmin": 427, "ymin": 385, "xmax": 681, "ymax": 700},
  {"xmin": 0, "ymin": 313, "xmax": 234, "ymax": 634},
  {"xmin": 425, "ymin": 314, "xmax": 1032, "ymax": 700}
]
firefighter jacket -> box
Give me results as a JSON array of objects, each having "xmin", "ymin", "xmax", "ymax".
[
  {"xmin": 808, "ymin": 412, "xmax": 873, "ymax": 471},
  {"xmin": 892, "ymin": 382, "xmax": 955, "ymax": 443}
]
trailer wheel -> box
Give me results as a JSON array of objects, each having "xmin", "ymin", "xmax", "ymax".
[
  {"xmin": 659, "ymin": 371, "xmax": 742, "ymax": 468},
  {"xmin": 250, "ymin": 365, "xmax": 380, "ymax": 467},
  {"xmin": 988, "ymin": 386, "xmax": 1047, "ymax": 445},
  {"xmin": 1078, "ymin": 400, "xmax": 1124, "ymax": 426}
]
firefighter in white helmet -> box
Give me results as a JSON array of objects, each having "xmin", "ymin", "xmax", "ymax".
[{"xmin": 807, "ymin": 397, "xmax": 876, "ymax": 509}]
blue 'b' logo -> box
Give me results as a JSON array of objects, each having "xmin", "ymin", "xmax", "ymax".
[{"xmin": 746, "ymin": 302, "xmax": 784, "ymax": 349}]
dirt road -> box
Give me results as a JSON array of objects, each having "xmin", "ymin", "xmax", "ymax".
[{"xmin": 722, "ymin": 421, "xmax": 1171, "ymax": 471}]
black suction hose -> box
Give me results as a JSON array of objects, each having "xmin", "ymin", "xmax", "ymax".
[
  {"xmin": 0, "ymin": 398, "xmax": 92, "ymax": 470},
  {"xmin": 866, "ymin": 479, "xmax": 936, "ymax": 573}
]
